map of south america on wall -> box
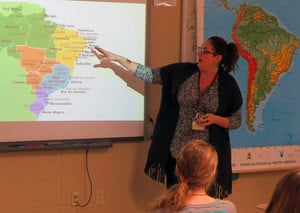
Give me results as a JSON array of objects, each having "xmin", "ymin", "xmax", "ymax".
[
  {"xmin": 0, "ymin": 0, "xmax": 145, "ymax": 122},
  {"xmin": 205, "ymin": 0, "xmax": 300, "ymax": 149}
]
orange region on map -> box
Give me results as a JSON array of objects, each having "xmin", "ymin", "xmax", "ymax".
[
  {"xmin": 17, "ymin": 45, "xmax": 58, "ymax": 90},
  {"xmin": 268, "ymin": 43, "xmax": 299, "ymax": 84}
]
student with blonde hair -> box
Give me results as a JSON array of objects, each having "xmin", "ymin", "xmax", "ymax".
[
  {"xmin": 265, "ymin": 169, "xmax": 300, "ymax": 213},
  {"xmin": 152, "ymin": 140, "xmax": 236, "ymax": 213}
]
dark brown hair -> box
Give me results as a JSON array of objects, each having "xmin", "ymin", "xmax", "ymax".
[
  {"xmin": 265, "ymin": 169, "xmax": 300, "ymax": 213},
  {"xmin": 209, "ymin": 36, "xmax": 239, "ymax": 73},
  {"xmin": 151, "ymin": 140, "xmax": 218, "ymax": 212}
]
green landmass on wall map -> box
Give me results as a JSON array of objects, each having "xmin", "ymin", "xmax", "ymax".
[{"xmin": 220, "ymin": 2, "xmax": 300, "ymax": 132}]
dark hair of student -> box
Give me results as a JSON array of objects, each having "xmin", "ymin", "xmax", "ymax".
[
  {"xmin": 208, "ymin": 36, "xmax": 239, "ymax": 73},
  {"xmin": 151, "ymin": 140, "xmax": 218, "ymax": 212},
  {"xmin": 265, "ymin": 169, "xmax": 300, "ymax": 213}
]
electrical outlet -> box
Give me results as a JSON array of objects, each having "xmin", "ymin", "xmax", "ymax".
[
  {"xmin": 96, "ymin": 190, "xmax": 104, "ymax": 205},
  {"xmin": 72, "ymin": 191, "xmax": 80, "ymax": 206}
]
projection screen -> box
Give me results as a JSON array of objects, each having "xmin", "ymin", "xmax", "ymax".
[{"xmin": 0, "ymin": 0, "xmax": 147, "ymax": 144}]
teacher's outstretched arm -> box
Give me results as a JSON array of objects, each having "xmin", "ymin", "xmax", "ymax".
[{"xmin": 92, "ymin": 46, "xmax": 138, "ymax": 74}]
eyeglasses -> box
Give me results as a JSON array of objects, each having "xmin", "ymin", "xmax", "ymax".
[{"xmin": 198, "ymin": 46, "xmax": 216, "ymax": 55}]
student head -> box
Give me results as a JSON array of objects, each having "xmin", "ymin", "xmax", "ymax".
[
  {"xmin": 152, "ymin": 140, "xmax": 218, "ymax": 212},
  {"xmin": 176, "ymin": 139, "xmax": 218, "ymax": 190},
  {"xmin": 265, "ymin": 169, "xmax": 300, "ymax": 213}
]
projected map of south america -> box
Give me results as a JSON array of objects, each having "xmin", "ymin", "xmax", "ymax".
[{"xmin": 0, "ymin": 1, "xmax": 145, "ymax": 122}]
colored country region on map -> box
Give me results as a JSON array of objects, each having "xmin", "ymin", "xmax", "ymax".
[
  {"xmin": 30, "ymin": 63, "xmax": 71, "ymax": 116},
  {"xmin": 0, "ymin": 48, "xmax": 36, "ymax": 121},
  {"xmin": 0, "ymin": 2, "xmax": 87, "ymax": 119},
  {"xmin": 17, "ymin": 45, "xmax": 58, "ymax": 90},
  {"xmin": 229, "ymin": 3, "xmax": 300, "ymax": 132},
  {"xmin": 0, "ymin": 2, "xmax": 58, "ymax": 59},
  {"xmin": 54, "ymin": 25, "xmax": 86, "ymax": 71}
]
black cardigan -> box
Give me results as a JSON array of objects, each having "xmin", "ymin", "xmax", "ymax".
[{"xmin": 144, "ymin": 62, "xmax": 243, "ymax": 197}]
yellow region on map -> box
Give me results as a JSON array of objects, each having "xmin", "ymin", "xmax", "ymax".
[{"xmin": 54, "ymin": 25, "xmax": 86, "ymax": 71}]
